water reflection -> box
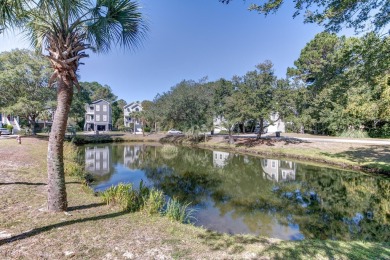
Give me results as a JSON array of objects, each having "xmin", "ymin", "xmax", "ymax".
[
  {"xmin": 213, "ymin": 151, "xmax": 230, "ymax": 167},
  {"xmin": 85, "ymin": 146, "xmax": 112, "ymax": 176},
  {"xmin": 84, "ymin": 144, "xmax": 390, "ymax": 242},
  {"xmin": 261, "ymin": 159, "xmax": 296, "ymax": 182}
]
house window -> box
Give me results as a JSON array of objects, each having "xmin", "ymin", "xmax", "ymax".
[
  {"xmin": 135, "ymin": 108, "xmax": 139, "ymax": 111},
  {"xmin": 103, "ymin": 105, "xmax": 107, "ymax": 112},
  {"xmin": 103, "ymin": 115, "xmax": 107, "ymax": 122},
  {"xmin": 96, "ymin": 115, "xmax": 100, "ymax": 121},
  {"xmin": 127, "ymin": 108, "xmax": 130, "ymax": 112},
  {"xmin": 96, "ymin": 105, "xmax": 100, "ymax": 111},
  {"xmin": 271, "ymin": 161, "xmax": 276, "ymax": 168}
]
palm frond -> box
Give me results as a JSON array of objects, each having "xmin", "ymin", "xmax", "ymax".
[{"xmin": 84, "ymin": 0, "xmax": 148, "ymax": 53}]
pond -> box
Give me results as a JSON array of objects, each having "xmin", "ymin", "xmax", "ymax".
[{"xmin": 84, "ymin": 143, "xmax": 389, "ymax": 241}]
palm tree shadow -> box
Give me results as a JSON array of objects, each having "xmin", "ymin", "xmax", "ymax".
[
  {"xmin": 67, "ymin": 202, "xmax": 105, "ymax": 211},
  {"xmin": 0, "ymin": 182, "xmax": 46, "ymax": 186},
  {"xmin": 0, "ymin": 210, "xmax": 128, "ymax": 246}
]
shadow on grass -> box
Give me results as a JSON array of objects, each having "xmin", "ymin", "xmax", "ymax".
[
  {"xmin": 320, "ymin": 146, "xmax": 390, "ymax": 174},
  {"xmin": 235, "ymin": 137, "xmax": 309, "ymax": 148},
  {"xmin": 67, "ymin": 202, "xmax": 105, "ymax": 211},
  {"xmin": 0, "ymin": 182, "xmax": 46, "ymax": 186},
  {"xmin": 261, "ymin": 240, "xmax": 390, "ymax": 260},
  {"xmin": 160, "ymin": 135, "xmax": 206, "ymax": 144},
  {"xmin": 198, "ymin": 230, "xmax": 272, "ymax": 252},
  {"xmin": 0, "ymin": 210, "xmax": 128, "ymax": 246}
]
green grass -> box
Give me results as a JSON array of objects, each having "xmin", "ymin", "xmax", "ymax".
[
  {"xmin": 101, "ymin": 183, "xmax": 147, "ymax": 212},
  {"xmin": 164, "ymin": 198, "xmax": 196, "ymax": 224},
  {"xmin": 143, "ymin": 188, "xmax": 165, "ymax": 215},
  {"xmin": 262, "ymin": 239, "xmax": 390, "ymax": 260}
]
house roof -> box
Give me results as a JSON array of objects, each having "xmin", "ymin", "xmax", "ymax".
[
  {"xmin": 123, "ymin": 101, "xmax": 142, "ymax": 109},
  {"xmin": 90, "ymin": 99, "xmax": 111, "ymax": 105}
]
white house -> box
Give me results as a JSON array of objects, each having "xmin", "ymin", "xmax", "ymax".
[
  {"xmin": 213, "ymin": 112, "xmax": 286, "ymax": 134},
  {"xmin": 266, "ymin": 113, "xmax": 285, "ymax": 133},
  {"xmin": 123, "ymin": 101, "xmax": 143, "ymax": 133},
  {"xmin": 0, "ymin": 113, "xmax": 21, "ymax": 133}
]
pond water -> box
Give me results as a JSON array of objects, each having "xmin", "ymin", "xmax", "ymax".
[{"xmin": 84, "ymin": 143, "xmax": 389, "ymax": 241}]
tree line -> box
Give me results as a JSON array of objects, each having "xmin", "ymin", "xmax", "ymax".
[{"xmin": 141, "ymin": 32, "xmax": 389, "ymax": 138}]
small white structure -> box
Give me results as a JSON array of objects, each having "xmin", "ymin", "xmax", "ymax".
[
  {"xmin": 266, "ymin": 113, "xmax": 285, "ymax": 133},
  {"xmin": 261, "ymin": 159, "xmax": 296, "ymax": 182},
  {"xmin": 123, "ymin": 101, "xmax": 143, "ymax": 133}
]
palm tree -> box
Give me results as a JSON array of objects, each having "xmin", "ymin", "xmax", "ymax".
[
  {"xmin": 22, "ymin": 0, "xmax": 147, "ymax": 211},
  {"xmin": 0, "ymin": 0, "xmax": 22, "ymax": 33}
]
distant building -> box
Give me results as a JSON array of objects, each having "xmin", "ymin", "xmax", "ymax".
[
  {"xmin": 266, "ymin": 113, "xmax": 285, "ymax": 133},
  {"xmin": 0, "ymin": 113, "xmax": 21, "ymax": 133},
  {"xmin": 84, "ymin": 99, "xmax": 112, "ymax": 131},
  {"xmin": 123, "ymin": 101, "xmax": 143, "ymax": 133},
  {"xmin": 261, "ymin": 159, "xmax": 296, "ymax": 182}
]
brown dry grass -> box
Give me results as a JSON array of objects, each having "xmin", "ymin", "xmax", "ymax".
[{"xmin": 0, "ymin": 136, "xmax": 389, "ymax": 259}]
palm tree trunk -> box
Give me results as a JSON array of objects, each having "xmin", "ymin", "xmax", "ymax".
[{"xmin": 47, "ymin": 79, "xmax": 73, "ymax": 212}]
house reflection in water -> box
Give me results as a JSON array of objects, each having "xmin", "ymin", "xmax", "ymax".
[
  {"xmin": 213, "ymin": 151, "xmax": 230, "ymax": 167},
  {"xmin": 261, "ymin": 159, "xmax": 296, "ymax": 182},
  {"xmin": 124, "ymin": 145, "xmax": 142, "ymax": 168},
  {"xmin": 85, "ymin": 146, "xmax": 111, "ymax": 175}
]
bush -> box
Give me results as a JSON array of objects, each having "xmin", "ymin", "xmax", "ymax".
[
  {"xmin": 338, "ymin": 129, "xmax": 369, "ymax": 138},
  {"xmin": 143, "ymin": 188, "xmax": 165, "ymax": 215},
  {"xmin": 101, "ymin": 181, "xmax": 150, "ymax": 212},
  {"xmin": 368, "ymin": 123, "xmax": 390, "ymax": 138},
  {"xmin": 164, "ymin": 198, "xmax": 196, "ymax": 224},
  {"xmin": 143, "ymin": 126, "xmax": 151, "ymax": 132},
  {"xmin": 6, "ymin": 124, "xmax": 13, "ymax": 133}
]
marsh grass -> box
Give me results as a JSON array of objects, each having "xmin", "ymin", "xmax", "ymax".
[
  {"xmin": 143, "ymin": 188, "xmax": 165, "ymax": 215},
  {"xmin": 101, "ymin": 182, "xmax": 149, "ymax": 212},
  {"xmin": 164, "ymin": 198, "xmax": 196, "ymax": 224},
  {"xmin": 100, "ymin": 182, "xmax": 196, "ymax": 224},
  {"xmin": 63, "ymin": 142, "xmax": 91, "ymax": 184}
]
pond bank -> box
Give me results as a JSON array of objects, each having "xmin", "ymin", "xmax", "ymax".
[
  {"xmin": 160, "ymin": 133, "xmax": 390, "ymax": 176},
  {"xmin": 0, "ymin": 137, "xmax": 389, "ymax": 259}
]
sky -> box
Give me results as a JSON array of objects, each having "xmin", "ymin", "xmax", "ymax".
[{"xmin": 0, "ymin": 0, "xmax": 325, "ymax": 102}]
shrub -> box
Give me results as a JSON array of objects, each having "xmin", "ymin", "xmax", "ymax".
[
  {"xmin": 338, "ymin": 129, "xmax": 369, "ymax": 138},
  {"xmin": 368, "ymin": 123, "xmax": 390, "ymax": 138},
  {"xmin": 143, "ymin": 188, "xmax": 165, "ymax": 215},
  {"xmin": 144, "ymin": 126, "xmax": 151, "ymax": 132},
  {"xmin": 6, "ymin": 124, "xmax": 13, "ymax": 133},
  {"xmin": 101, "ymin": 182, "xmax": 150, "ymax": 212},
  {"xmin": 164, "ymin": 198, "xmax": 196, "ymax": 224}
]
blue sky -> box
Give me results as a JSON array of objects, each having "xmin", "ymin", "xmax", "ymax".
[{"xmin": 0, "ymin": 0, "xmax": 323, "ymax": 102}]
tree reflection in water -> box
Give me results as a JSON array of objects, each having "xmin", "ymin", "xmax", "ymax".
[{"xmin": 84, "ymin": 144, "xmax": 389, "ymax": 241}]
